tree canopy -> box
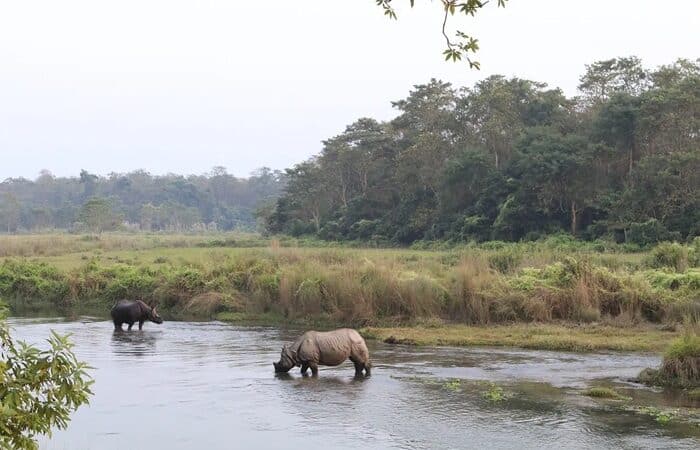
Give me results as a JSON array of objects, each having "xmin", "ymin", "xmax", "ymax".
[
  {"xmin": 0, "ymin": 168, "xmax": 287, "ymax": 233},
  {"xmin": 263, "ymin": 57, "xmax": 700, "ymax": 246}
]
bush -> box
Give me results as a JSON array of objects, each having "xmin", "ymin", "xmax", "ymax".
[
  {"xmin": 639, "ymin": 328, "xmax": 700, "ymax": 388},
  {"xmin": 646, "ymin": 243, "xmax": 689, "ymax": 272},
  {"xmin": 627, "ymin": 220, "xmax": 677, "ymax": 246},
  {"xmin": 689, "ymin": 237, "xmax": 700, "ymax": 267},
  {"xmin": 659, "ymin": 332, "xmax": 700, "ymax": 387},
  {"xmin": 0, "ymin": 260, "xmax": 69, "ymax": 305},
  {"xmin": 487, "ymin": 248, "xmax": 523, "ymax": 273}
]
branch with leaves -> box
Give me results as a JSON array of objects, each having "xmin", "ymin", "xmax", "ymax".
[
  {"xmin": 376, "ymin": 0, "xmax": 508, "ymax": 69},
  {"xmin": 0, "ymin": 303, "xmax": 93, "ymax": 450}
]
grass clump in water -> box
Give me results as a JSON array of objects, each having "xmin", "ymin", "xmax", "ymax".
[
  {"xmin": 638, "ymin": 325, "xmax": 700, "ymax": 388},
  {"xmin": 636, "ymin": 407, "xmax": 678, "ymax": 425},
  {"xmin": 660, "ymin": 331, "xmax": 700, "ymax": 386},
  {"xmin": 443, "ymin": 379, "xmax": 462, "ymax": 391},
  {"xmin": 482, "ymin": 383, "xmax": 508, "ymax": 402},
  {"xmin": 582, "ymin": 387, "xmax": 631, "ymax": 401}
]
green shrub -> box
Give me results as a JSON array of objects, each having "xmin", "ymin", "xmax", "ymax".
[
  {"xmin": 646, "ymin": 243, "xmax": 689, "ymax": 272},
  {"xmin": 628, "ymin": 220, "xmax": 676, "ymax": 246},
  {"xmin": 689, "ymin": 237, "xmax": 700, "ymax": 267},
  {"xmin": 487, "ymin": 248, "xmax": 523, "ymax": 273},
  {"xmin": 0, "ymin": 260, "xmax": 69, "ymax": 304}
]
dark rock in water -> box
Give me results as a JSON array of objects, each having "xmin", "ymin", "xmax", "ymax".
[{"xmin": 383, "ymin": 336, "xmax": 417, "ymax": 346}]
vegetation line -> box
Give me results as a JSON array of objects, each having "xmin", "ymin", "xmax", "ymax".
[{"xmin": 2, "ymin": 234, "xmax": 698, "ymax": 353}]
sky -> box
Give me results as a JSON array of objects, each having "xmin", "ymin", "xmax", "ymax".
[{"xmin": 0, "ymin": 0, "xmax": 698, "ymax": 180}]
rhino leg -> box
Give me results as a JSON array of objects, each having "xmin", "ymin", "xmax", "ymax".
[
  {"xmin": 364, "ymin": 361, "xmax": 372, "ymax": 376},
  {"xmin": 353, "ymin": 361, "xmax": 364, "ymax": 377},
  {"xmin": 300, "ymin": 363, "xmax": 309, "ymax": 375},
  {"xmin": 138, "ymin": 320, "xmax": 144, "ymax": 330},
  {"xmin": 113, "ymin": 320, "xmax": 123, "ymax": 331},
  {"xmin": 127, "ymin": 322, "xmax": 134, "ymax": 331},
  {"xmin": 309, "ymin": 362, "xmax": 319, "ymax": 376}
]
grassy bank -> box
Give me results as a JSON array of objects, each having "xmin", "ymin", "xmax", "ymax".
[
  {"xmin": 1, "ymin": 233, "xmax": 698, "ymax": 352},
  {"xmin": 360, "ymin": 323, "xmax": 679, "ymax": 352}
]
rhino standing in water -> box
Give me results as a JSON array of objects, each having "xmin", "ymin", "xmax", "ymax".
[
  {"xmin": 273, "ymin": 328, "xmax": 371, "ymax": 377},
  {"xmin": 111, "ymin": 300, "xmax": 163, "ymax": 331}
]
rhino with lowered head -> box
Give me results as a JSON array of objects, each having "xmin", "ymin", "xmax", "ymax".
[
  {"xmin": 273, "ymin": 328, "xmax": 371, "ymax": 377},
  {"xmin": 111, "ymin": 300, "xmax": 163, "ymax": 331}
]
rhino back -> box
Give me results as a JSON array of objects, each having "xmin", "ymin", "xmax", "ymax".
[
  {"xmin": 313, "ymin": 329, "xmax": 364, "ymax": 365},
  {"xmin": 111, "ymin": 300, "xmax": 146, "ymax": 321}
]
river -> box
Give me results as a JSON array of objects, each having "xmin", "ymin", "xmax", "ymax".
[{"xmin": 7, "ymin": 316, "xmax": 700, "ymax": 449}]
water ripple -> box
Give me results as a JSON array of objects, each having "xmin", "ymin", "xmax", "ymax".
[{"xmin": 4, "ymin": 317, "xmax": 697, "ymax": 450}]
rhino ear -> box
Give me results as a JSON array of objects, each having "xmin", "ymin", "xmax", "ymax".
[{"xmin": 153, "ymin": 306, "xmax": 158, "ymax": 315}]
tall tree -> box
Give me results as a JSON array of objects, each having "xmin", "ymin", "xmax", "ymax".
[
  {"xmin": 0, "ymin": 193, "xmax": 21, "ymax": 233},
  {"xmin": 578, "ymin": 57, "xmax": 649, "ymax": 105},
  {"xmin": 78, "ymin": 197, "xmax": 120, "ymax": 233}
]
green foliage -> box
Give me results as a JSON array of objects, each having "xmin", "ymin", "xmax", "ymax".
[
  {"xmin": 665, "ymin": 333, "xmax": 700, "ymax": 360},
  {"xmin": 0, "ymin": 168, "xmax": 286, "ymax": 232},
  {"xmin": 627, "ymin": 220, "xmax": 678, "ymax": 247},
  {"xmin": 640, "ymin": 326, "xmax": 700, "ymax": 388},
  {"xmin": 482, "ymin": 383, "xmax": 508, "ymax": 402},
  {"xmin": 635, "ymin": 406, "xmax": 678, "ymax": 425},
  {"xmin": 266, "ymin": 57, "xmax": 699, "ymax": 246},
  {"xmin": 645, "ymin": 243, "xmax": 689, "ymax": 272},
  {"xmin": 487, "ymin": 247, "xmax": 523, "ymax": 273},
  {"xmin": 443, "ymin": 378, "xmax": 461, "ymax": 391},
  {"xmin": 77, "ymin": 197, "xmax": 121, "ymax": 233},
  {"xmin": 0, "ymin": 260, "xmax": 69, "ymax": 305},
  {"xmin": 0, "ymin": 302, "xmax": 93, "ymax": 449},
  {"xmin": 376, "ymin": 0, "xmax": 507, "ymax": 69}
]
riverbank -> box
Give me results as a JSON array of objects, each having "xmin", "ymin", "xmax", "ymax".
[
  {"xmin": 2, "ymin": 233, "xmax": 698, "ymax": 353},
  {"xmin": 360, "ymin": 323, "xmax": 680, "ymax": 352}
]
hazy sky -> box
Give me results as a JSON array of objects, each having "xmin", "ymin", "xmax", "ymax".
[{"xmin": 1, "ymin": 0, "xmax": 698, "ymax": 180}]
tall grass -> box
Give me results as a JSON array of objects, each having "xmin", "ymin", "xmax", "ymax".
[{"xmin": 2, "ymin": 239, "xmax": 698, "ymax": 326}]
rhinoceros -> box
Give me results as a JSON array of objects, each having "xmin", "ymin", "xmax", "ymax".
[
  {"xmin": 110, "ymin": 300, "xmax": 163, "ymax": 331},
  {"xmin": 273, "ymin": 328, "xmax": 371, "ymax": 377}
]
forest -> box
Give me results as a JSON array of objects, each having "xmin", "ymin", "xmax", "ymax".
[
  {"xmin": 0, "ymin": 167, "xmax": 286, "ymax": 232},
  {"xmin": 1, "ymin": 57, "xmax": 698, "ymax": 245},
  {"xmin": 262, "ymin": 57, "xmax": 700, "ymax": 246}
]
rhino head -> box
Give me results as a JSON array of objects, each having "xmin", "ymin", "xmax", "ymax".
[
  {"xmin": 273, "ymin": 344, "xmax": 296, "ymax": 373},
  {"xmin": 148, "ymin": 305, "xmax": 164, "ymax": 324}
]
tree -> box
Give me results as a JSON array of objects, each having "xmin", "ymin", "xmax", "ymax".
[
  {"xmin": 1, "ymin": 193, "xmax": 21, "ymax": 233},
  {"xmin": 265, "ymin": 56, "xmax": 699, "ymax": 243},
  {"xmin": 78, "ymin": 170, "xmax": 98, "ymax": 199},
  {"xmin": 578, "ymin": 57, "xmax": 649, "ymax": 105},
  {"xmin": 275, "ymin": 160, "xmax": 331, "ymax": 234},
  {"xmin": 509, "ymin": 128, "xmax": 600, "ymax": 235},
  {"xmin": 619, "ymin": 152, "xmax": 700, "ymax": 238},
  {"xmin": 0, "ymin": 303, "xmax": 93, "ymax": 449},
  {"xmin": 377, "ymin": 0, "xmax": 508, "ymax": 69},
  {"xmin": 592, "ymin": 93, "xmax": 640, "ymax": 178},
  {"xmin": 78, "ymin": 197, "xmax": 120, "ymax": 232}
]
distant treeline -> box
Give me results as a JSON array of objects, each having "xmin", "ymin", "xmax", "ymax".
[
  {"xmin": 262, "ymin": 57, "xmax": 700, "ymax": 245},
  {"xmin": 0, "ymin": 167, "xmax": 286, "ymax": 232}
]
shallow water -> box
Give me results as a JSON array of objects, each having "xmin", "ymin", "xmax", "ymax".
[{"xmin": 7, "ymin": 317, "xmax": 700, "ymax": 449}]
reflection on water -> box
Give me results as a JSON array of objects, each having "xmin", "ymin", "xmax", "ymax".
[
  {"xmin": 110, "ymin": 330, "xmax": 158, "ymax": 357},
  {"xmin": 6, "ymin": 317, "xmax": 699, "ymax": 450}
]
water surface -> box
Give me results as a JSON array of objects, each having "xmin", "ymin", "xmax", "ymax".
[{"xmin": 8, "ymin": 317, "xmax": 700, "ymax": 449}]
